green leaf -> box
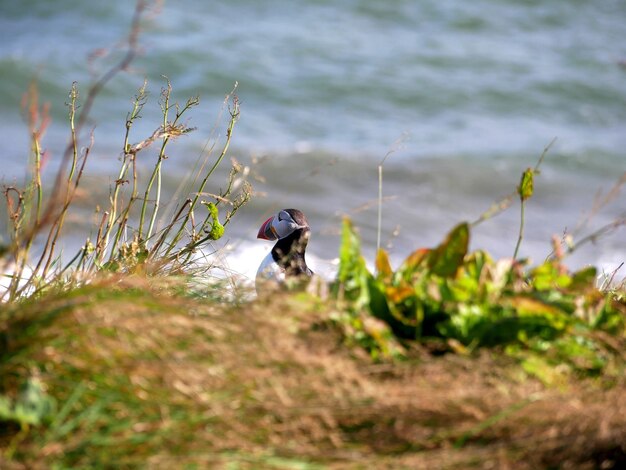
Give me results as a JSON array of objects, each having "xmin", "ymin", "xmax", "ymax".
[
  {"xmin": 0, "ymin": 395, "xmax": 12, "ymax": 420},
  {"xmin": 508, "ymin": 296, "xmax": 567, "ymax": 320},
  {"xmin": 396, "ymin": 248, "xmax": 430, "ymax": 282},
  {"xmin": 519, "ymin": 168, "xmax": 534, "ymax": 201},
  {"xmin": 427, "ymin": 222, "xmax": 470, "ymax": 278},
  {"xmin": 203, "ymin": 202, "xmax": 224, "ymax": 240},
  {"xmin": 569, "ymin": 266, "xmax": 597, "ymax": 292},
  {"xmin": 463, "ymin": 250, "xmax": 491, "ymax": 281},
  {"xmin": 519, "ymin": 354, "xmax": 568, "ymax": 386},
  {"xmin": 385, "ymin": 284, "xmax": 415, "ymax": 304},
  {"xmin": 335, "ymin": 218, "xmax": 373, "ymax": 308},
  {"xmin": 375, "ymin": 249, "xmax": 393, "ymax": 279},
  {"xmin": 531, "ymin": 262, "xmax": 572, "ymax": 291},
  {"xmin": 0, "ymin": 377, "xmax": 55, "ymax": 427},
  {"xmin": 337, "ymin": 218, "xmax": 364, "ymax": 283},
  {"xmin": 446, "ymin": 276, "xmax": 479, "ymax": 303}
]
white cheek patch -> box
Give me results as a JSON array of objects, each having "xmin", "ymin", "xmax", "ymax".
[{"xmin": 272, "ymin": 217, "xmax": 299, "ymax": 239}]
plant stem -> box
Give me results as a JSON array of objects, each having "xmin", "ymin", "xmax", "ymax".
[
  {"xmin": 139, "ymin": 81, "xmax": 171, "ymax": 239},
  {"xmin": 164, "ymin": 95, "xmax": 239, "ymax": 256},
  {"xmin": 374, "ymin": 134, "xmax": 405, "ymax": 263},
  {"xmin": 377, "ymin": 164, "xmax": 383, "ymax": 254},
  {"xmin": 40, "ymin": 85, "xmax": 81, "ymax": 277},
  {"xmin": 33, "ymin": 135, "xmax": 43, "ymax": 225},
  {"xmin": 146, "ymin": 143, "xmax": 165, "ymax": 239},
  {"xmin": 149, "ymin": 198, "xmax": 192, "ymax": 257},
  {"xmin": 513, "ymin": 199, "xmax": 525, "ymax": 260},
  {"xmin": 110, "ymin": 155, "xmax": 139, "ymax": 260},
  {"xmin": 100, "ymin": 81, "xmax": 147, "ymax": 262}
]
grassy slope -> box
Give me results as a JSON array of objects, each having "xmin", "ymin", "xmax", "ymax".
[{"xmin": 1, "ymin": 278, "xmax": 625, "ymax": 469}]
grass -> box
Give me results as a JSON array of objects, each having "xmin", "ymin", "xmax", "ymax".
[{"xmin": 0, "ymin": 278, "xmax": 625, "ymax": 468}]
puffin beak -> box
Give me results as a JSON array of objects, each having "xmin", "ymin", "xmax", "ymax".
[{"xmin": 257, "ymin": 216, "xmax": 278, "ymax": 240}]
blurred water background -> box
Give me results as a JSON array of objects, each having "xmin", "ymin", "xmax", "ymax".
[{"xmin": 0, "ymin": 0, "xmax": 625, "ymax": 281}]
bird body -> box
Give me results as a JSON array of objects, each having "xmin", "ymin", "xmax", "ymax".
[
  {"xmin": 255, "ymin": 208, "xmax": 312, "ymax": 292},
  {"xmin": 256, "ymin": 251, "xmax": 286, "ymax": 285}
]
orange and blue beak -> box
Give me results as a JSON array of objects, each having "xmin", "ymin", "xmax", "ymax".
[{"xmin": 257, "ymin": 216, "xmax": 279, "ymax": 240}]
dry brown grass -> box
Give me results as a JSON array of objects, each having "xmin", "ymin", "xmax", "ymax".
[{"xmin": 1, "ymin": 278, "xmax": 625, "ymax": 468}]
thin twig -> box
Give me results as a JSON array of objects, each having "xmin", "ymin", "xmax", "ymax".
[
  {"xmin": 566, "ymin": 218, "xmax": 626, "ymax": 255},
  {"xmin": 376, "ymin": 133, "xmax": 408, "ymax": 256}
]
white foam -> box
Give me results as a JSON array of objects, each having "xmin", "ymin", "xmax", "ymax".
[
  {"xmin": 0, "ymin": 263, "xmax": 36, "ymax": 301},
  {"xmin": 214, "ymin": 240, "xmax": 339, "ymax": 284}
]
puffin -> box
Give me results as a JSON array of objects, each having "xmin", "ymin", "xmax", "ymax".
[{"xmin": 256, "ymin": 208, "xmax": 313, "ymax": 291}]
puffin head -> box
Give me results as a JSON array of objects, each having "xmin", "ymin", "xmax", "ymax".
[
  {"xmin": 257, "ymin": 208, "xmax": 310, "ymax": 241},
  {"xmin": 256, "ymin": 209, "xmax": 313, "ymax": 287}
]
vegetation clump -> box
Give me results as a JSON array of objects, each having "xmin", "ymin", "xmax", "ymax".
[
  {"xmin": 333, "ymin": 218, "xmax": 625, "ymax": 378},
  {"xmin": 1, "ymin": 78, "xmax": 249, "ymax": 302}
]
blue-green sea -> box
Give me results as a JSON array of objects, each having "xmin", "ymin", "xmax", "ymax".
[{"xmin": 1, "ymin": 0, "xmax": 625, "ymax": 279}]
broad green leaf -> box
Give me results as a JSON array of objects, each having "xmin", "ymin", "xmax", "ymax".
[
  {"xmin": 0, "ymin": 377, "xmax": 56, "ymax": 427},
  {"xmin": 447, "ymin": 276, "xmax": 479, "ymax": 303},
  {"xmin": 0, "ymin": 396, "xmax": 12, "ymax": 420},
  {"xmin": 531, "ymin": 262, "xmax": 572, "ymax": 291},
  {"xmin": 463, "ymin": 250, "xmax": 491, "ymax": 281},
  {"xmin": 367, "ymin": 277, "xmax": 420, "ymax": 338},
  {"xmin": 335, "ymin": 218, "xmax": 373, "ymax": 309},
  {"xmin": 507, "ymin": 296, "xmax": 569, "ymax": 330},
  {"xmin": 337, "ymin": 218, "xmax": 365, "ymax": 283},
  {"xmin": 397, "ymin": 247, "xmax": 430, "ymax": 280},
  {"xmin": 401, "ymin": 248, "xmax": 430, "ymax": 270},
  {"xmin": 438, "ymin": 303, "xmax": 490, "ymax": 343},
  {"xmin": 385, "ymin": 284, "xmax": 414, "ymax": 304},
  {"xmin": 386, "ymin": 295, "xmax": 423, "ymax": 328},
  {"xmin": 428, "ymin": 222, "xmax": 470, "ymax": 278},
  {"xmin": 569, "ymin": 266, "xmax": 597, "ymax": 292}
]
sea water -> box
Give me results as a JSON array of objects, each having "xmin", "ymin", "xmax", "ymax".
[{"xmin": 0, "ymin": 0, "xmax": 624, "ymax": 281}]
